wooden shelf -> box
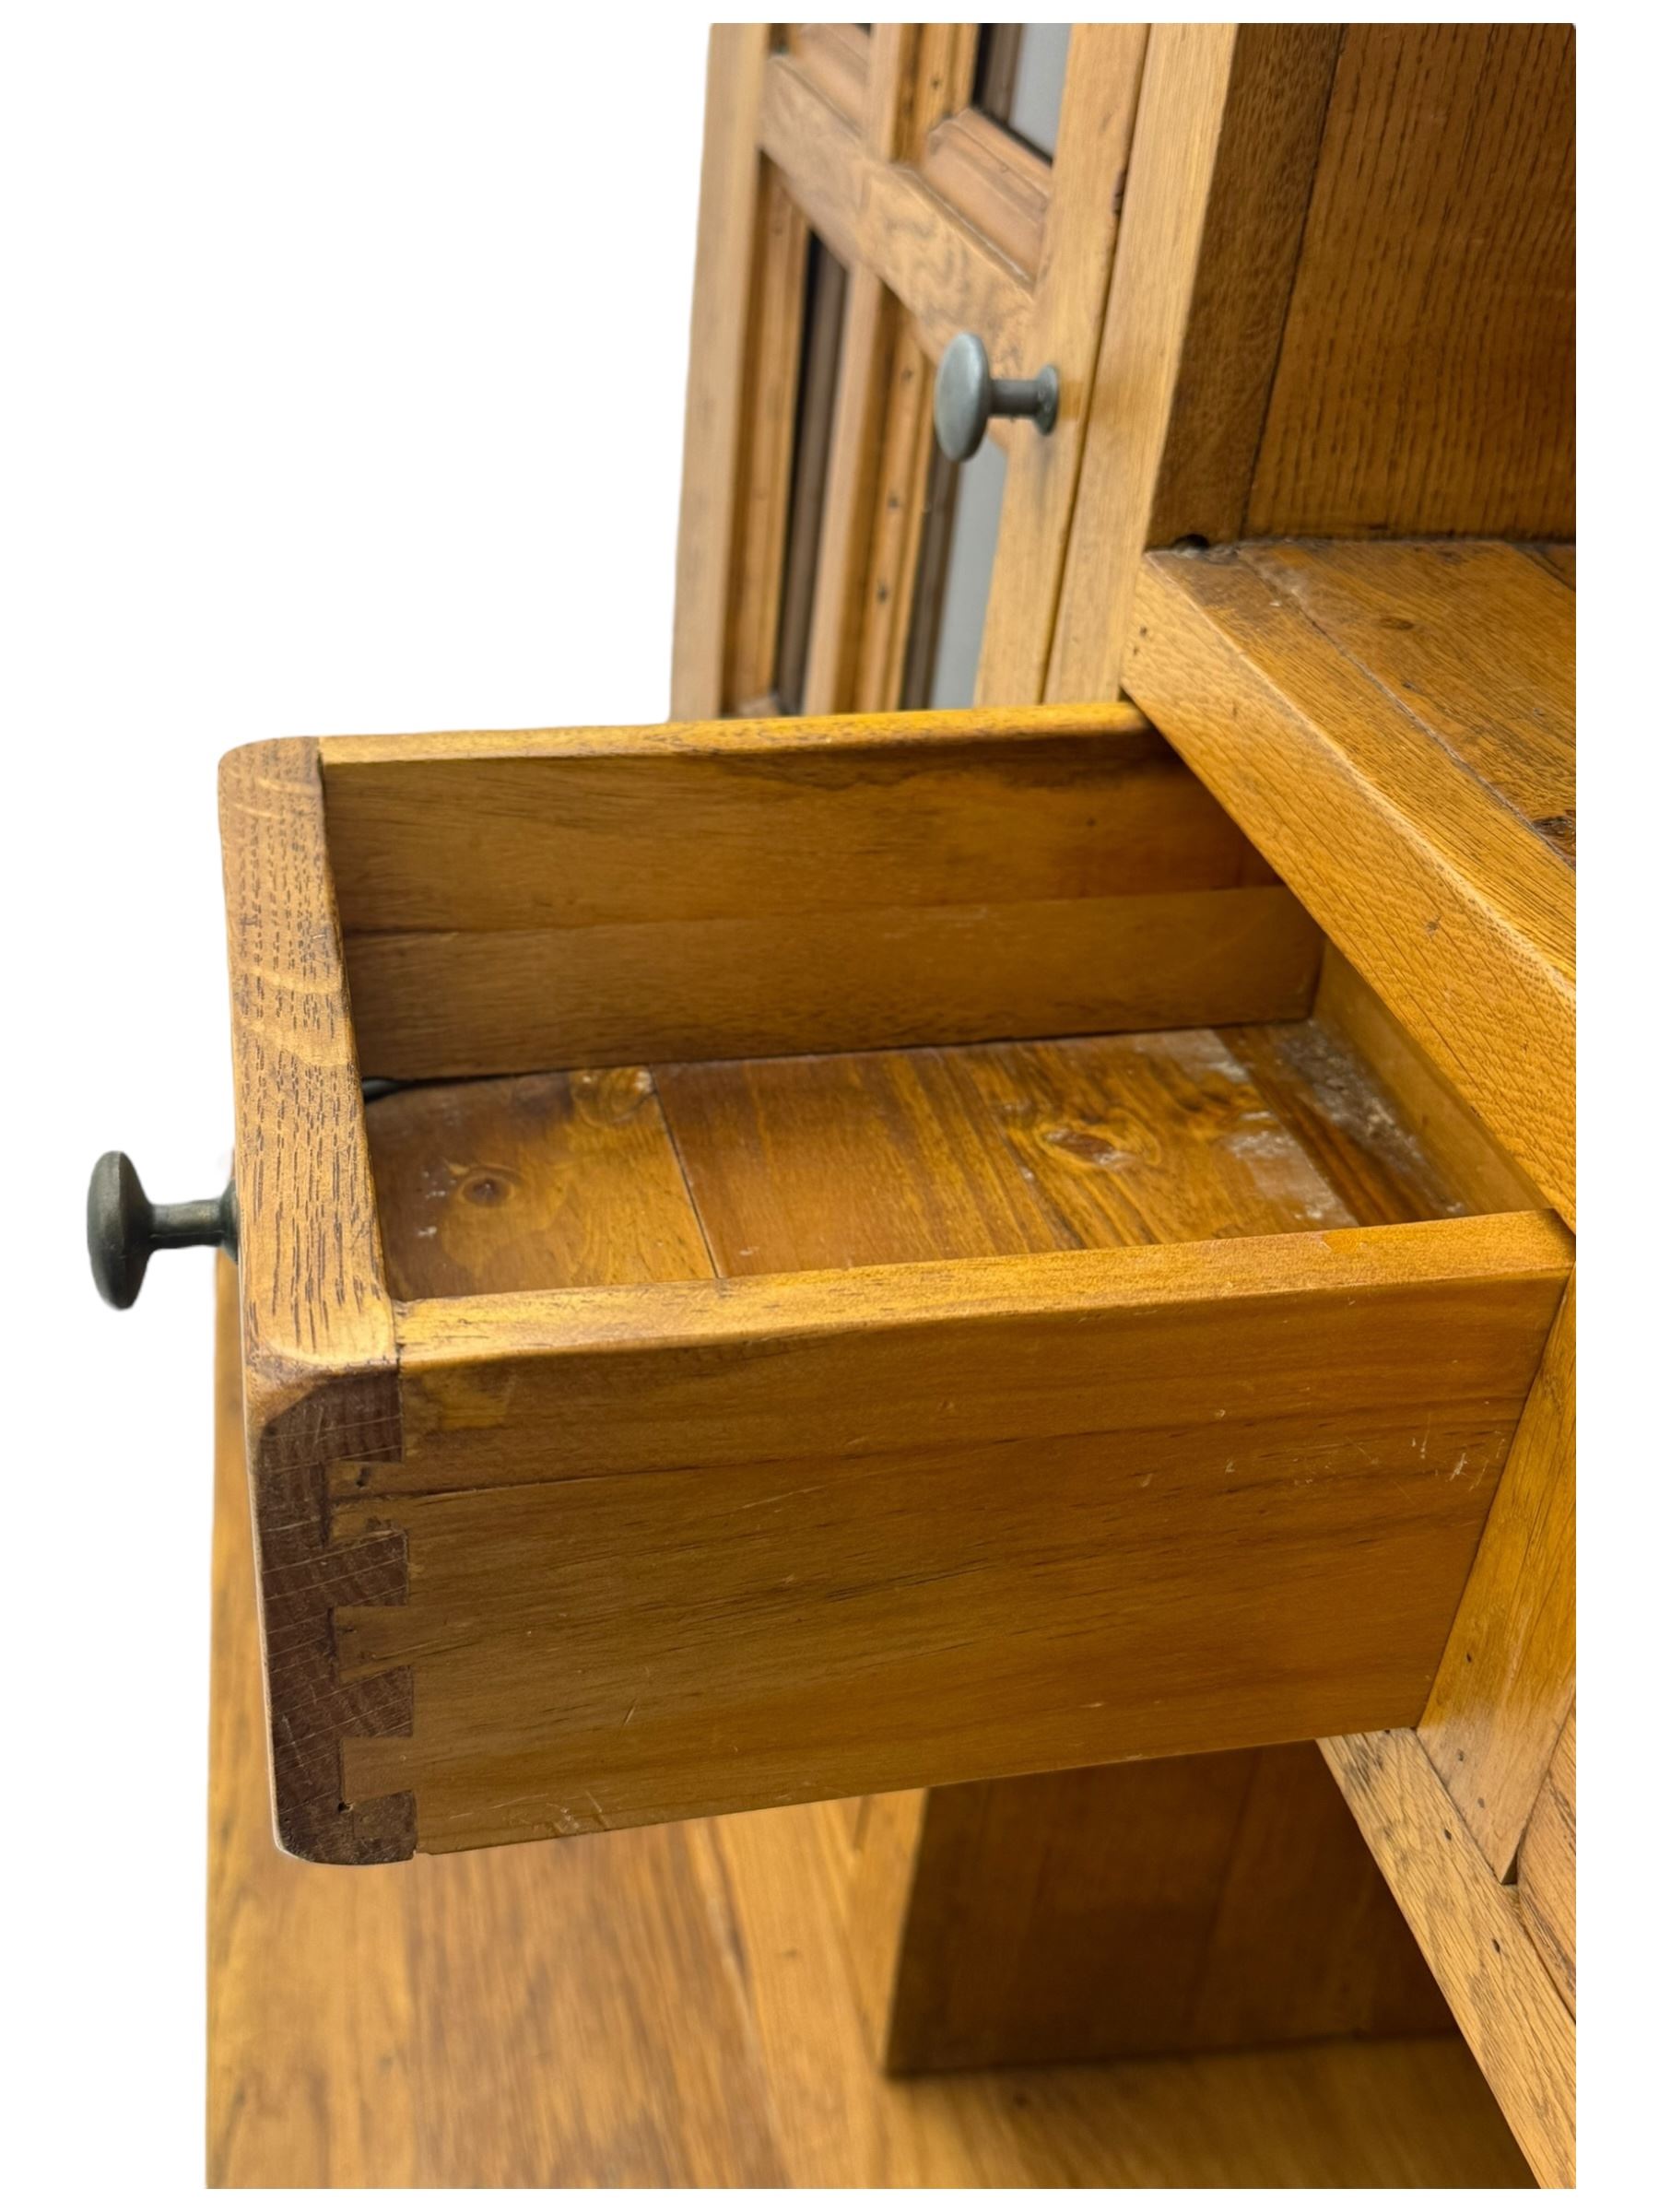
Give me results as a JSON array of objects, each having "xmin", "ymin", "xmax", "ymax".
[{"xmin": 1125, "ymin": 538, "xmax": 1575, "ymax": 1223}]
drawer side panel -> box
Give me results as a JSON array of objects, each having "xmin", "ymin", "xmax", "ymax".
[{"xmin": 323, "ymin": 1217, "xmax": 1566, "ymax": 1857}]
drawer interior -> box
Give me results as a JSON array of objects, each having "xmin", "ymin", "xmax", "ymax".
[{"xmin": 326, "ymin": 710, "xmax": 1538, "ymax": 1299}]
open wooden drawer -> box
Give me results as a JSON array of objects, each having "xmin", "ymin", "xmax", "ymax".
[{"xmin": 220, "ymin": 706, "xmax": 1570, "ymax": 1864}]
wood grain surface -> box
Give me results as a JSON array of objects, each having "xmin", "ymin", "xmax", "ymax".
[
  {"xmin": 367, "ymin": 1069, "xmax": 714, "ymax": 1300},
  {"xmin": 783, "ymin": 21, "xmax": 870, "ymax": 129},
  {"xmin": 1518, "ymin": 1706, "xmax": 1575, "ymax": 2016},
  {"xmin": 1126, "ymin": 541, "xmax": 1575, "ymax": 1221},
  {"xmin": 1043, "ymin": 21, "xmax": 1240, "ymax": 700},
  {"xmin": 210, "ymin": 1255, "xmax": 1534, "ymax": 2187},
  {"xmin": 331, "ymin": 1187, "xmax": 1566, "ymax": 1855},
  {"xmin": 1143, "ymin": 26, "xmax": 1343, "ymax": 548},
  {"xmin": 656, "ymin": 1029, "xmax": 1359, "ymax": 1273},
  {"xmin": 1324, "ymin": 1728, "xmax": 1574, "ymax": 2187},
  {"xmin": 1419, "ymin": 1274, "xmax": 1575, "ymax": 1878},
  {"xmin": 1239, "ymin": 539, "xmax": 1575, "ymax": 863},
  {"xmin": 1312, "ymin": 949, "xmax": 1545, "ymax": 1219},
  {"xmin": 345, "ymin": 885, "xmax": 1319, "ymax": 1077},
  {"xmin": 1248, "ymin": 23, "xmax": 1574, "ymax": 539},
  {"xmin": 219, "ymin": 738, "xmax": 409, "ymax": 1862},
  {"xmin": 832, "ymin": 982, "xmax": 1554, "ymax": 2083},
  {"xmin": 1047, "ymin": 25, "xmax": 1572, "ymax": 700},
  {"xmin": 919, "ymin": 108, "xmax": 1049, "ymax": 274},
  {"xmin": 387, "ymin": 1210, "xmax": 1567, "ymax": 1488},
  {"xmin": 974, "ymin": 24, "xmax": 1147, "ymax": 705},
  {"xmin": 221, "ymin": 738, "xmax": 393, "ymax": 1375},
  {"xmin": 322, "ymin": 710, "xmax": 1321, "ymax": 1076},
  {"xmin": 875, "ymin": 1748, "xmax": 1453, "ymax": 2074},
  {"xmin": 759, "ymin": 51, "xmax": 1030, "ymax": 378},
  {"xmin": 322, "ymin": 712, "xmax": 1245, "ymax": 934}
]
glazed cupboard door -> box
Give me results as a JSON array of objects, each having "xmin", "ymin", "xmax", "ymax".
[{"xmin": 671, "ymin": 24, "xmax": 1146, "ymax": 717}]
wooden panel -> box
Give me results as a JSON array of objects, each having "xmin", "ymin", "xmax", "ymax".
[
  {"xmin": 346, "ymin": 886, "xmax": 1318, "ymax": 1078},
  {"xmin": 219, "ymin": 738, "xmax": 408, "ymax": 1865},
  {"xmin": 1324, "ymin": 1729, "xmax": 1574, "ymax": 2188},
  {"xmin": 1419, "ymin": 1275, "xmax": 1575, "ymax": 1879},
  {"xmin": 877, "ymin": 1749, "xmax": 1451, "ymax": 2072},
  {"xmin": 385, "ymin": 1214, "xmax": 1567, "ymax": 1490},
  {"xmin": 299, "ymin": 1214, "xmax": 1571, "ymax": 1858},
  {"xmin": 1126, "ymin": 544, "xmax": 1575, "ymax": 1222},
  {"xmin": 332, "ymin": 1396, "xmax": 1522, "ymax": 1853},
  {"xmin": 322, "ymin": 710, "xmax": 1319, "ymax": 1077},
  {"xmin": 211, "ymin": 1253, "xmax": 1533, "ymax": 2186},
  {"xmin": 1048, "ymin": 25, "xmax": 1574, "ymax": 698},
  {"xmin": 724, "ymin": 163, "xmax": 811, "ymax": 714},
  {"xmin": 722, "ymin": 1792, "xmax": 1526, "ymax": 2183},
  {"xmin": 366, "ymin": 1070, "xmax": 713, "ymax": 1301},
  {"xmin": 1182, "ymin": 1745, "xmax": 1453, "ymax": 2052},
  {"xmin": 1249, "ymin": 24, "xmax": 1575, "ymax": 538},
  {"xmin": 671, "ymin": 28, "xmax": 771, "ymax": 719},
  {"xmin": 322, "ymin": 711, "xmax": 1237, "ymax": 934},
  {"xmin": 657, "ymin": 1029, "xmax": 1359, "ymax": 1277},
  {"xmin": 1518, "ymin": 1707, "xmax": 1575, "ymax": 2015}
]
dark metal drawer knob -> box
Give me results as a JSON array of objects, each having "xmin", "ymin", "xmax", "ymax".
[
  {"xmin": 934, "ymin": 331, "xmax": 1059, "ymax": 463},
  {"xmin": 87, "ymin": 1151, "xmax": 239, "ymax": 1309}
]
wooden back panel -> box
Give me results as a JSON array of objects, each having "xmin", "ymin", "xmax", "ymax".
[{"xmin": 320, "ymin": 707, "xmax": 1321, "ymax": 1077}]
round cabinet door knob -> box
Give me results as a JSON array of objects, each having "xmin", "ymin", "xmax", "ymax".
[
  {"xmin": 87, "ymin": 1151, "xmax": 240, "ymax": 1310},
  {"xmin": 933, "ymin": 332, "xmax": 1060, "ymax": 463}
]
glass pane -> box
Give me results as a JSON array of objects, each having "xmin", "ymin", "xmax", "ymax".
[
  {"xmin": 901, "ymin": 434, "xmax": 1007, "ymax": 711},
  {"xmin": 774, "ymin": 233, "xmax": 849, "ymax": 715},
  {"xmin": 973, "ymin": 24, "xmax": 1070, "ymax": 161}
]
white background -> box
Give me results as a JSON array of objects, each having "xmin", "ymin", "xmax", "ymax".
[
  {"xmin": 0, "ymin": 4, "xmax": 1649, "ymax": 2201},
  {"xmin": 3, "ymin": 3, "xmax": 703, "ymax": 2191}
]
